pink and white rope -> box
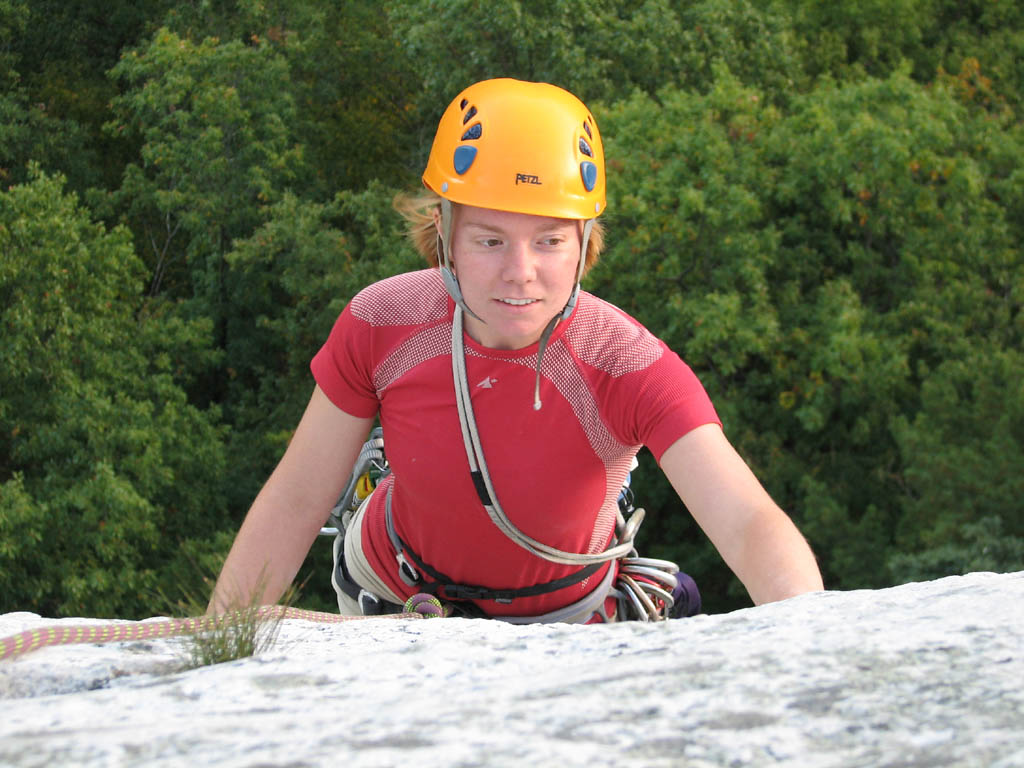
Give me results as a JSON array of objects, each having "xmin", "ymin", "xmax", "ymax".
[{"xmin": 0, "ymin": 606, "xmax": 422, "ymax": 661}]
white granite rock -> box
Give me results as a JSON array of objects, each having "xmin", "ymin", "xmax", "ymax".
[{"xmin": 0, "ymin": 571, "xmax": 1022, "ymax": 767}]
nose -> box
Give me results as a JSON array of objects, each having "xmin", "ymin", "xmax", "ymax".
[{"xmin": 501, "ymin": 239, "xmax": 537, "ymax": 283}]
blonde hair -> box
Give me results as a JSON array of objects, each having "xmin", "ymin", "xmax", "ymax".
[{"xmin": 393, "ymin": 190, "xmax": 605, "ymax": 276}]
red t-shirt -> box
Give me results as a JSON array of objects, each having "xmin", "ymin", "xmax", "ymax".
[{"xmin": 311, "ymin": 269, "xmax": 720, "ymax": 616}]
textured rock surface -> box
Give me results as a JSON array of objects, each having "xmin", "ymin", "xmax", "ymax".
[{"xmin": 1, "ymin": 571, "xmax": 1022, "ymax": 767}]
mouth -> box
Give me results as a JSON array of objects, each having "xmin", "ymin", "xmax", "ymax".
[{"xmin": 498, "ymin": 298, "xmax": 539, "ymax": 306}]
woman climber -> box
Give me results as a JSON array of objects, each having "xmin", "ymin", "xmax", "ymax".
[{"xmin": 208, "ymin": 78, "xmax": 823, "ymax": 622}]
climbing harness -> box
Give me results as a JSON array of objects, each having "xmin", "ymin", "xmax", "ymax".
[{"xmin": 320, "ymin": 424, "xmax": 700, "ymax": 623}]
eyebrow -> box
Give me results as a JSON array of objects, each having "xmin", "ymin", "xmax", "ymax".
[
  {"xmin": 461, "ymin": 222, "xmax": 505, "ymax": 234},
  {"xmin": 461, "ymin": 219, "xmax": 575, "ymax": 235}
]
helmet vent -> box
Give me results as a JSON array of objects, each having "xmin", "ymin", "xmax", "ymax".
[
  {"xmin": 462, "ymin": 106, "xmax": 478, "ymax": 124},
  {"xmin": 461, "ymin": 123, "xmax": 482, "ymax": 141},
  {"xmin": 454, "ymin": 145, "xmax": 477, "ymax": 175},
  {"xmin": 580, "ymin": 161, "xmax": 598, "ymax": 192},
  {"xmin": 583, "ymin": 119, "xmax": 593, "ymax": 138},
  {"xmin": 460, "ymin": 98, "xmax": 469, "ymax": 109},
  {"xmin": 579, "ymin": 137, "xmax": 593, "ymax": 157}
]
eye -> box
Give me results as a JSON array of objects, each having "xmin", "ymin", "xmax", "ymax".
[
  {"xmin": 480, "ymin": 237, "xmax": 503, "ymax": 248},
  {"xmin": 539, "ymin": 235, "xmax": 568, "ymax": 248}
]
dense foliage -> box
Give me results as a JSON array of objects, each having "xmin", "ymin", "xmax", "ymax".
[{"xmin": 2, "ymin": 0, "xmax": 1021, "ymax": 616}]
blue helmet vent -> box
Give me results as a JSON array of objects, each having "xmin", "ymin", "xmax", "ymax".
[
  {"xmin": 461, "ymin": 123, "xmax": 482, "ymax": 141},
  {"xmin": 454, "ymin": 145, "xmax": 478, "ymax": 175},
  {"xmin": 579, "ymin": 137, "xmax": 593, "ymax": 157},
  {"xmin": 580, "ymin": 161, "xmax": 598, "ymax": 192},
  {"xmin": 583, "ymin": 120, "xmax": 592, "ymax": 138},
  {"xmin": 462, "ymin": 106, "xmax": 477, "ymax": 124},
  {"xmin": 460, "ymin": 98, "xmax": 469, "ymax": 110}
]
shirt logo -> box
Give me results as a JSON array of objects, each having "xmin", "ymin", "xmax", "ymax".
[
  {"xmin": 515, "ymin": 173, "xmax": 541, "ymax": 186},
  {"xmin": 476, "ymin": 376, "xmax": 498, "ymax": 389}
]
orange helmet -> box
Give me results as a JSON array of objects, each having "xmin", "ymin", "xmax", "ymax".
[{"xmin": 423, "ymin": 78, "xmax": 605, "ymax": 219}]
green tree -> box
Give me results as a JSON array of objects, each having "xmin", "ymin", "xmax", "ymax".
[
  {"xmin": 104, "ymin": 28, "xmax": 304, "ymax": 306},
  {"xmin": 761, "ymin": 69, "xmax": 1022, "ymax": 588},
  {"xmin": 279, "ymin": 1, "xmax": 418, "ymax": 196},
  {"xmin": 670, "ymin": 0, "xmax": 806, "ymax": 100},
  {"xmin": 590, "ymin": 68, "xmax": 785, "ymax": 607},
  {"xmin": 0, "ymin": 170, "xmax": 227, "ymax": 617},
  {"xmin": 0, "ymin": 0, "xmax": 81, "ymax": 189},
  {"xmin": 159, "ymin": 0, "xmax": 418, "ymax": 197},
  {"xmin": 889, "ymin": 347, "xmax": 1024, "ymax": 580},
  {"xmin": 929, "ymin": 0, "xmax": 1024, "ymax": 115},
  {"xmin": 770, "ymin": 0, "xmax": 934, "ymax": 81},
  {"xmin": 171, "ymin": 0, "xmax": 418, "ymax": 196},
  {"xmin": 387, "ymin": 0, "xmax": 806, "ymax": 167},
  {"xmin": 591, "ymin": 64, "xmax": 1023, "ymax": 604},
  {"xmin": 3, "ymin": 0, "xmax": 174, "ymax": 193},
  {"xmin": 225, "ymin": 182, "xmax": 420, "ymax": 461},
  {"xmin": 221, "ymin": 183, "xmax": 421, "ymax": 607},
  {"xmin": 386, "ymin": 0, "xmax": 706, "ymax": 166}
]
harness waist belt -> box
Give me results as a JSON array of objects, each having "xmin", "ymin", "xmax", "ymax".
[{"xmin": 384, "ymin": 485, "xmax": 604, "ymax": 606}]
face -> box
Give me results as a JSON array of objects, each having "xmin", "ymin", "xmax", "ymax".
[{"xmin": 442, "ymin": 205, "xmax": 581, "ymax": 350}]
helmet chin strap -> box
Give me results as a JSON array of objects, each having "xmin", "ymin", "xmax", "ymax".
[
  {"xmin": 531, "ymin": 217, "xmax": 594, "ymax": 409},
  {"xmin": 437, "ymin": 204, "xmax": 645, "ymax": 575},
  {"xmin": 560, "ymin": 217, "xmax": 594, "ymax": 321},
  {"xmin": 438, "ymin": 199, "xmax": 595, "ymax": 410},
  {"xmin": 438, "ymin": 200, "xmax": 594, "ymax": 327},
  {"xmin": 438, "ymin": 198, "xmax": 485, "ymax": 324}
]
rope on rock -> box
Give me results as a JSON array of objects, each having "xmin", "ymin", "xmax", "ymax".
[{"xmin": 1, "ymin": 598, "xmax": 446, "ymax": 662}]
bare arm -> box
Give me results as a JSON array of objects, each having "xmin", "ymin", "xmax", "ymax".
[
  {"xmin": 208, "ymin": 386, "xmax": 375, "ymax": 613},
  {"xmin": 659, "ymin": 423, "xmax": 823, "ymax": 605}
]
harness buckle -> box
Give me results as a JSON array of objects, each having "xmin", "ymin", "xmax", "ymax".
[
  {"xmin": 358, "ymin": 589, "xmax": 383, "ymax": 616},
  {"xmin": 443, "ymin": 585, "xmax": 515, "ymax": 602},
  {"xmin": 396, "ymin": 552, "xmax": 420, "ymax": 586}
]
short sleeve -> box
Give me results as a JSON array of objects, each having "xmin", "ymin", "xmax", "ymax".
[
  {"xmin": 626, "ymin": 341, "xmax": 721, "ymax": 461},
  {"xmin": 310, "ymin": 302, "xmax": 381, "ymax": 419}
]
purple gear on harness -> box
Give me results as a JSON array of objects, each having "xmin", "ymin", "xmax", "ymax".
[{"xmin": 670, "ymin": 571, "xmax": 701, "ymax": 618}]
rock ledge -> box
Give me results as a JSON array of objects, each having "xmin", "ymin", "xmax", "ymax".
[{"xmin": 1, "ymin": 571, "xmax": 1022, "ymax": 767}]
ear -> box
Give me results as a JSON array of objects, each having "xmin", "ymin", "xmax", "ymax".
[
  {"xmin": 432, "ymin": 205, "xmax": 443, "ymax": 237},
  {"xmin": 433, "ymin": 208, "xmax": 447, "ymax": 272},
  {"xmin": 434, "ymin": 201, "xmax": 456, "ymax": 271}
]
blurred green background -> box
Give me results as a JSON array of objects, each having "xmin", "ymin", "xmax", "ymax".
[{"xmin": 2, "ymin": 0, "xmax": 1021, "ymax": 616}]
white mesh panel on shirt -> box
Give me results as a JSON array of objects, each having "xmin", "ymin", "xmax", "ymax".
[
  {"xmin": 374, "ymin": 323, "xmax": 452, "ymax": 395},
  {"xmin": 351, "ymin": 271, "xmax": 448, "ymax": 326},
  {"xmin": 565, "ymin": 294, "xmax": 663, "ymax": 376}
]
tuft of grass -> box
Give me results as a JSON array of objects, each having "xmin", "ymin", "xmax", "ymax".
[
  {"xmin": 183, "ymin": 606, "xmax": 283, "ymax": 670},
  {"xmin": 159, "ymin": 568, "xmax": 301, "ymax": 670}
]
